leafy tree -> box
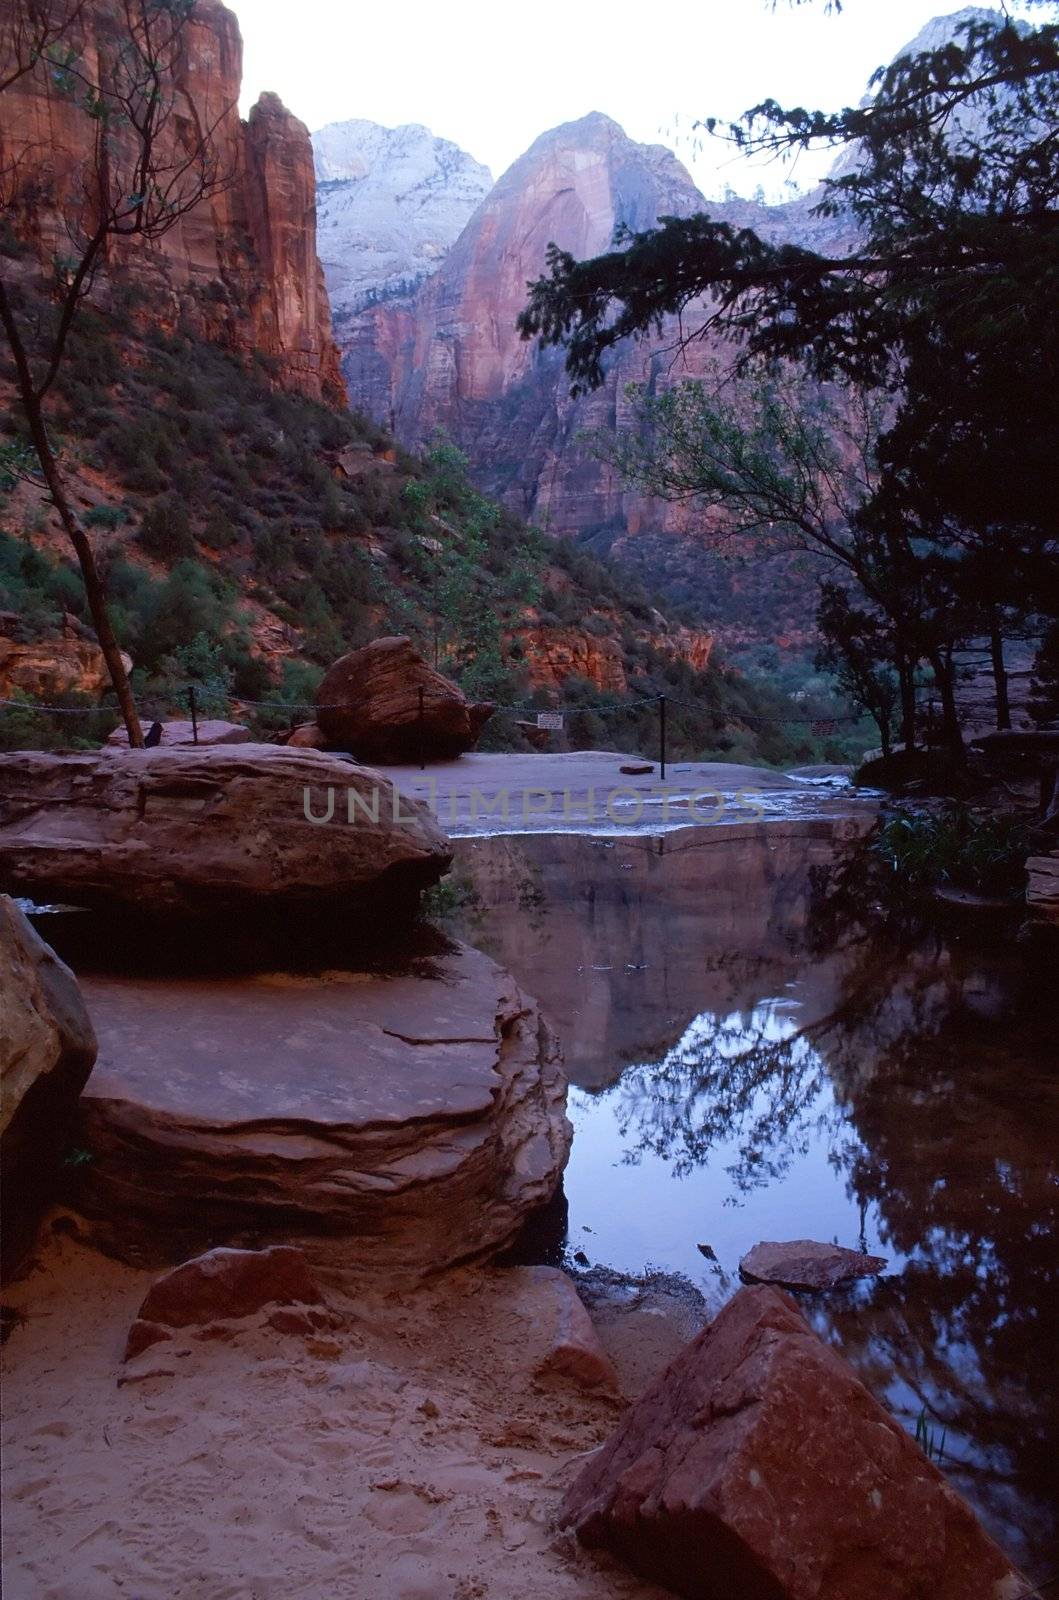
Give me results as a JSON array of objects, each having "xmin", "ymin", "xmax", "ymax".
[
  {"xmin": 401, "ymin": 438, "xmax": 540, "ymax": 696},
  {"xmin": 596, "ymin": 371, "xmax": 950, "ymax": 750},
  {"xmin": 815, "ymin": 583, "xmax": 898, "ymax": 760},
  {"xmin": 519, "ymin": 6, "xmax": 1059, "ymax": 749},
  {"xmin": 1029, "ymin": 622, "xmax": 1059, "ymax": 728},
  {"xmin": 138, "ymin": 497, "xmax": 195, "ymax": 562}
]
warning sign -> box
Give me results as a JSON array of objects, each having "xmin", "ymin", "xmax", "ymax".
[{"xmin": 536, "ymin": 712, "xmax": 564, "ymax": 730}]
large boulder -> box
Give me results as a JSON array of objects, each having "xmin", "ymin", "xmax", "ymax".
[
  {"xmin": 560, "ymin": 1284, "xmax": 1024, "ymax": 1600},
  {"xmin": 315, "ymin": 636, "xmax": 493, "ymax": 761},
  {"xmin": 0, "ymin": 896, "xmax": 97, "ymax": 1275},
  {"xmin": 72, "ymin": 942, "xmax": 572, "ymax": 1276},
  {"xmin": 0, "ymin": 745, "xmax": 450, "ymax": 922}
]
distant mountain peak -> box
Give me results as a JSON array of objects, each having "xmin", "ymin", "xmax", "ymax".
[{"xmin": 310, "ymin": 119, "xmax": 492, "ymax": 319}]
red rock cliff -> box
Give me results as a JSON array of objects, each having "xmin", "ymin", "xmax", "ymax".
[
  {"xmin": 1, "ymin": 0, "xmax": 344, "ymax": 407},
  {"xmin": 342, "ymin": 113, "xmax": 751, "ymax": 534}
]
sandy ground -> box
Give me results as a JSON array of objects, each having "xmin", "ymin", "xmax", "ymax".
[
  {"xmin": 364, "ymin": 750, "xmax": 866, "ymax": 836},
  {"xmin": 1, "ymin": 1227, "xmax": 699, "ymax": 1600}
]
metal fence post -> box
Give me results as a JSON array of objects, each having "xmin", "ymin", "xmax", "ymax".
[
  {"xmin": 188, "ymin": 685, "xmax": 199, "ymax": 744},
  {"xmin": 418, "ymin": 685, "xmax": 426, "ymax": 770},
  {"xmin": 659, "ymin": 694, "xmax": 667, "ymax": 782}
]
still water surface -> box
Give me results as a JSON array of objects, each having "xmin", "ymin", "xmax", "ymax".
[{"xmin": 452, "ymin": 820, "xmax": 1058, "ymax": 1575}]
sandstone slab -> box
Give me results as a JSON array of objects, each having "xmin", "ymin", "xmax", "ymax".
[
  {"xmin": 106, "ymin": 719, "xmax": 252, "ymax": 748},
  {"xmin": 739, "ymin": 1239, "xmax": 886, "ymax": 1292},
  {"xmin": 0, "ymin": 745, "xmax": 450, "ymax": 919},
  {"xmin": 560, "ymin": 1284, "xmax": 1023, "ymax": 1600},
  {"xmin": 315, "ymin": 636, "xmax": 493, "ymax": 761},
  {"xmin": 72, "ymin": 943, "xmax": 571, "ymax": 1276},
  {"xmin": 0, "ymin": 896, "xmax": 97, "ymax": 1274}
]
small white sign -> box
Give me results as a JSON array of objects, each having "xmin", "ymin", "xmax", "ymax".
[{"xmin": 536, "ymin": 712, "xmax": 564, "ymax": 730}]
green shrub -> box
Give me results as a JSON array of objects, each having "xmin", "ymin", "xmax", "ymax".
[
  {"xmin": 872, "ymin": 806, "xmax": 1031, "ymax": 895},
  {"xmin": 83, "ymin": 504, "xmax": 128, "ymax": 529},
  {"xmin": 138, "ymin": 498, "xmax": 195, "ymax": 562}
]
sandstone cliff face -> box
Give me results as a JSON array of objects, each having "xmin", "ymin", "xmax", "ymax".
[
  {"xmin": 2, "ymin": 0, "xmax": 344, "ymax": 406},
  {"xmin": 341, "ymin": 113, "xmax": 810, "ymax": 544},
  {"xmin": 0, "ymin": 623, "xmax": 131, "ymax": 700},
  {"xmin": 511, "ymin": 616, "xmax": 713, "ymax": 694}
]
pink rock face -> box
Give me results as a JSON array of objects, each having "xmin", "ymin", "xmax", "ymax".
[
  {"xmin": 135, "ymin": 1246, "xmax": 323, "ymax": 1331},
  {"xmin": 341, "ymin": 112, "xmax": 824, "ymax": 559},
  {"xmin": 316, "ymin": 636, "xmax": 493, "ymax": 761},
  {"xmin": 739, "ymin": 1240, "xmax": 887, "ymax": 1292},
  {"xmin": 2, "ymin": 0, "xmax": 344, "ymax": 406},
  {"xmin": 559, "ymin": 1285, "xmax": 1024, "ymax": 1600}
]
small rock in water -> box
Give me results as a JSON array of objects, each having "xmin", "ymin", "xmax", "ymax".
[
  {"xmin": 619, "ymin": 763, "xmax": 654, "ymax": 775},
  {"xmin": 696, "ymin": 1243, "xmax": 717, "ymax": 1262},
  {"xmin": 573, "ymin": 1249, "xmax": 590, "ymax": 1267},
  {"xmin": 739, "ymin": 1238, "xmax": 886, "ymax": 1291}
]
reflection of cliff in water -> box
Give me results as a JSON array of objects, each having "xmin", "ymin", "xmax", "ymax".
[
  {"xmin": 452, "ymin": 820, "xmax": 868, "ymax": 1089},
  {"xmin": 453, "ymin": 821, "xmax": 1057, "ymax": 1572}
]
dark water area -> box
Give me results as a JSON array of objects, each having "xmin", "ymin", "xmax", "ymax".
[{"xmin": 451, "ymin": 820, "xmax": 1058, "ymax": 1576}]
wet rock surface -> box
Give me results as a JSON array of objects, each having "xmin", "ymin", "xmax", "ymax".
[
  {"xmin": 70, "ymin": 942, "xmax": 571, "ymax": 1276},
  {"xmin": 0, "ymin": 896, "xmax": 97, "ymax": 1275},
  {"xmin": 739, "ymin": 1239, "xmax": 887, "ymax": 1292},
  {"xmin": 559, "ymin": 1284, "xmax": 1025, "ymax": 1600}
]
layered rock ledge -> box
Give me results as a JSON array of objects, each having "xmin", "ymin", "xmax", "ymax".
[
  {"xmin": 69, "ymin": 942, "xmax": 571, "ymax": 1276},
  {"xmin": 0, "ymin": 745, "xmax": 450, "ymax": 925}
]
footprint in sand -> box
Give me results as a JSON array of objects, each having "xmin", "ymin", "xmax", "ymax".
[{"xmin": 363, "ymin": 1484, "xmax": 444, "ymax": 1536}]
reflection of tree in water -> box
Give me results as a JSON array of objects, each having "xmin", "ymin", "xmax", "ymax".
[
  {"xmin": 813, "ymin": 1001, "xmax": 1059, "ymax": 1569},
  {"xmin": 611, "ymin": 1002, "xmax": 855, "ymax": 1193},
  {"xmin": 605, "ymin": 910, "xmax": 1057, "ymax": 1568}
]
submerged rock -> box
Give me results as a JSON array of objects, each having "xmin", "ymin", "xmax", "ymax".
[
  {"xmin": 72, "ymin": 943, "xmax": 571, "ymax": 1277},
  {"xmin": 0, "ymin": 745, "xmax": 450, "ymax": 923},
  {"xmin": 739, "ymin": 1239, "xmax": 886, "ymax": 1292},
  {"xmin": 560, "ymin": 1284, "xmax": 1024, "ymax": 1600},
  {"xmin": 0, "ymin": 896, "xmax": 97, "ymax": 1275},
  {"xmin": 315, "ymin": 636, "xmax": 493, "ymax": 761}
]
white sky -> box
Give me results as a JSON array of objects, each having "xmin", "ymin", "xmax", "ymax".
[{"xmin": 235, "ymin": 0, "xmax": 1013, "ymax": 199}]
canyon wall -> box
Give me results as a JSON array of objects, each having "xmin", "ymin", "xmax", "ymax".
[
  {"xmin": 1, "ymin": 0, "xmax": 344, "ymax": 406},
  {"xmin": 339, "ymin": 112, "xmax": 823, "ymax": 637},
  {"xmin": 339, "ymin": 113, "xmax": 827, "ymax": 535}
]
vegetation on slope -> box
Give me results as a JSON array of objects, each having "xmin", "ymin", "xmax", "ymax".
[{"xmin": 0, "ymin": 284, "xmax": 852, "ymax": 762}]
